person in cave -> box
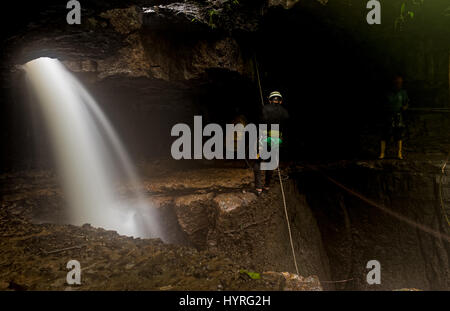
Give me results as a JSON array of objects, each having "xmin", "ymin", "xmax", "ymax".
[
  {"xmin": 378, "ymin": 75, "xmax": 409, "ymax": 160},
  {"xmin": 253, "ymin": 91, "xmax": 289, "ymax": 196}
]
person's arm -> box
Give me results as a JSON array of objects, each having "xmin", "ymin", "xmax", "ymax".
[
  {"xmin": 261, "ymin": 105, "xmax": 270, "ymax": 123},
  {"xmin": 402, "ymin": 91, "xmax": 409, "ymax": 111}
]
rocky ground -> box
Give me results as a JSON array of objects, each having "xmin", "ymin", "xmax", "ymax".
[
  {"xmin": 1, "ymin": 157, "xmax": 449, "ymax": 291},
  {"xmin": 0, "ymin": 163, "xmax": 323, "ymax": 291}
]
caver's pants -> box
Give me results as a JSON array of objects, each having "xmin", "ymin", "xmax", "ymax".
[
  {"xmin": 253, "ymin": 159, "xmax": 273, "ymax": 189},
  {"xmin": 381, "ymin": 112, "xmax": 405, "ymax": 141}
]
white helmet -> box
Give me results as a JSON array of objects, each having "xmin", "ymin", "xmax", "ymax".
[{"xmin": 268, "ymin": 91, "xmax": 282, "ymax": 100}]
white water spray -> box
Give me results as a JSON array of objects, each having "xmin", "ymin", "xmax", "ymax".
[{"xmin": 24, "ymin": 57, "xmax": 160, "ymax": 239}]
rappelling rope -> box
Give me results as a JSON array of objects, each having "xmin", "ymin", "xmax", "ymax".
[
  {"xmin": 439, "ymin": 151, "xmax": 450, "ymax": 227},
  {"xmin": 254, "ymin": 54, "xmax": 265, "ymax": 108},
  {"xmin": 278, "ymin": 167, "xmax": 300, "ymax": 275},
  {"xmin": 306, "ymin": 164, "xmax": 450, "ymax": 243},
  {"xmin": 253, "ymin": 54, "xmax": 300, "ymax": 275}
]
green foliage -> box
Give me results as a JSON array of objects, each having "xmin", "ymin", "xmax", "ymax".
[
  {"xmin": 239, "ymin": 269, "xmax": 261, "ymax": 280},
  {"xmin": 188, "ymin": 0, "xmax": 242, "ymax": 30},
  {"xmin": 206, "ymin": 0, "xmax": 242, "ymax": 30},
  {"xmin": 208, "ymin": 9, "xmax": 218, "ymax": 29},
  {"xmin": 394, "ymin": 0, "xmax": 423, "ymax": 31}
]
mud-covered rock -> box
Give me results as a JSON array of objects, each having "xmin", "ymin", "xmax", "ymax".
[
  {"xmin": 100, "ymin": 6, "xmax": 142, "ymax": 35},
  {"xmin": 142, "ymin": 2, "xmax": 207, "ymax": 32},
  {"xmin": 174, "ymin": 193, "xmax": 215, "ymax": 248},
  {"xmin": 0, "ymin": 166, "xmax": 329, "ymax": 290},
  {"xmin": 213, "ymin": 192, "xmax": 257, "ymax": 213},
  {"xmin": 144, "ymin": 168, "xmax": 252, "ymax": 193},
  {"xmin": 0, "ymin": 208, "xmax": 322, "ymax": 291},
  {"xmin": 262, "ymin": 271, "xmax": 322, "ymax": 291}
]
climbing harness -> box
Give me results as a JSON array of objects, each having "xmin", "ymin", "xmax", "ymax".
[
  {"xmin": 258, "ymin": 130, "xmax": 283, "ymax": 150},
  {"xmin": 254, "ymin": 54, "xmax": 300, "ymax": 275}
]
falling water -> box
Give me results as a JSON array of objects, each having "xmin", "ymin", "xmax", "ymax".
[{"xmin": 23, "ymin": 57, "xmax": 160, "ymax": 239}]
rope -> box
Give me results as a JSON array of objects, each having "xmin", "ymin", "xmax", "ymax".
[
  {"xmin": 252, "ymin": 54, "xmax": 300, "ymax": 275},
  {"xmin": 439, "ymin": 151, "xmax": 450, "ymax": 226},
  {"xmin": 278, "ymin": 167, "xmax": 300, "ymax": 275},
  {"xmin": 254, "ymin": 54, "xmax": 265, "ymax": 108},
  {"xmin": 306, "ymin": 164, "xmax": 450, "ymax": 243}
]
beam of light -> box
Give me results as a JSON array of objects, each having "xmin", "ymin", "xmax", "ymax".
[{"xmin": 23, "ymin": 57, "xmax": 161, "ymax": 239}]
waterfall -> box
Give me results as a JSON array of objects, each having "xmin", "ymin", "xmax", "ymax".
[{"xmin": 23, "ymin": 57, "xmax": 160, "ymax": 239}]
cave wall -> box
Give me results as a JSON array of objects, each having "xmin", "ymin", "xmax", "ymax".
[
  {"xmin": 0, "ymin": 1, "xmax": 259, "ymax": 170},
  {"xmin": 296, "ymin": 161, "xmax": 450, "ymax": 290},
  {"xmin": 1, "ymin": 0, "xmax": 450, "ymax": 169},
  {"xmin": 147, "ymin": 170, "xmax": 334, "ymax": 288}
]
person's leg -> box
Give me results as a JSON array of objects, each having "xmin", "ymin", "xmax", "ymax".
[
  {"xmin": 379, "ymin": 128, "xmax": 389, "ymax": 159},
  {"xmin": 397, "ymin": 139, "xmax": 403, "ymax": 159},
  {"xmin": 379, "ymin": 117, "xmax": 392, "ymax": 159},
  {"xmin": 379, "ymin": 140, "xmax": 386, "ymax": 159},
  {"xmin": 253, "ymin": 160, "xmax": 263, "ymax": 194},
  {"xmin": 264, "ymin": 169, "xmax": 273, "ymax": 190},
  {"xmin": 394, "ymin": 127, "xmax": 404, "ymax": 159},
  {"xmin": 379, "ymin": 121, "xmax": 393, "ymax": 159}
]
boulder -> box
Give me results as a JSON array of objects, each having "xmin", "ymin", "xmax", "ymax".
[
  {"xmin": 262, "ymin": 271, "xmax": 322, "ymax": 291},
  {"xmin": 174, "ymin": 193, "xmax": 215, "ymax": 248}
]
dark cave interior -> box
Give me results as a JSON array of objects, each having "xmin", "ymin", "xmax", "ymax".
[
  {"xmin": 2, "ymin": 0, "xmax": 449, "ymax": 169},
  {"xmin": 0, "ymin": 0, "xmax": 449, "ymax": 291}
]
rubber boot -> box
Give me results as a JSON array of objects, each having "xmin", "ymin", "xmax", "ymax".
[
  {"xmin": 378, "ymin": 140, "xmax": 386, "ymax": 159},
  {"xmin": 397, "ymin": 140, "xmax": 403, "ymax": 159}
]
